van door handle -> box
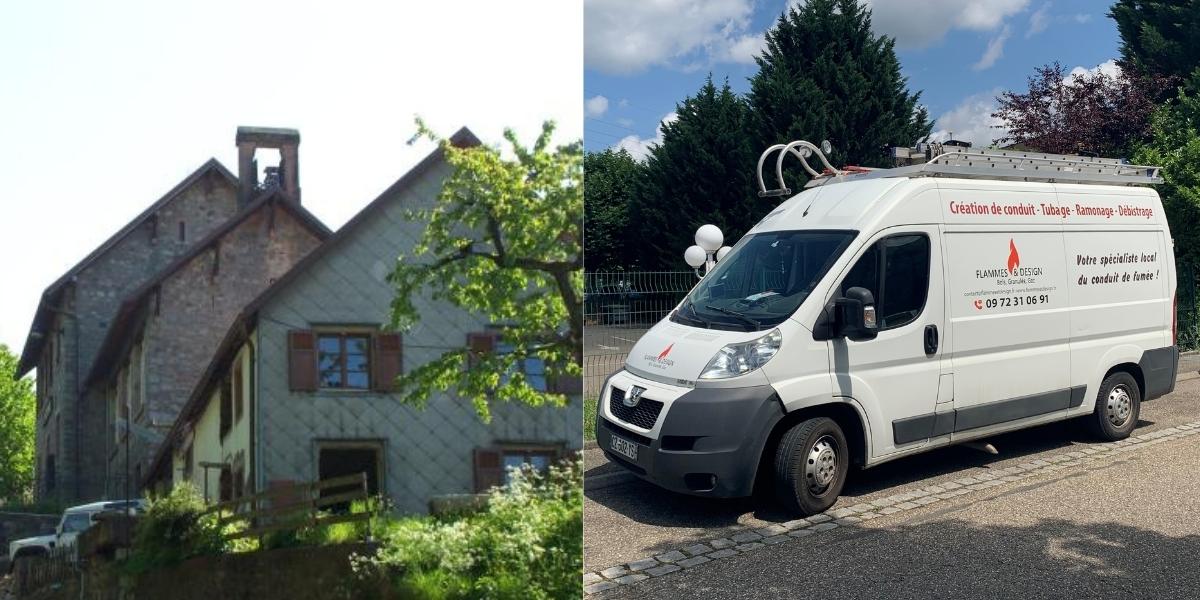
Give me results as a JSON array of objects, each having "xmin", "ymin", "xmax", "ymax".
[{"xmin": 924, "ymin": 324, "xmax": 939, "ymax": 355}]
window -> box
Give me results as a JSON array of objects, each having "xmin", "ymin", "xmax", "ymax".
[
  {"xmin": 318, "ymin": 334, "xmax": 370, "ymax": 389},
  {"xmin": 473, "ymin": 445, "xmax": 561, "ymax": 491},
  {"xmin": 178, "ymin": 221, "xmax": 186, "ymax": 242},
  {"xmin": 233, "ymin": 360, "xmax": 244, "ymax": 422},
  {"xmin": 500, "ymin": 447, "xmax": 558, "ymax": 483},
  {"xmin": 497, "ymin": 340, "xmax": 547, "ymax": 391},
  {"xmin": 677, "ymin": 230, "xmax": 857, "ymax": 330},
  {"xmin": 130, "ymin": 343, "xmax": 143, "ymax": 416},
  {"xmin": 219, "ymin": 375, "xmax": 232, "ymax": 439},
  {"xmin": 45, "ymin": 454, "xmax": 56, "ymax": 491},
  {"xmin": 218, "ymin": 467, "xmax": 232, "ymax": 502},
  {"xmin": 60, "ymin": 512, "xmax": 91, "ymax": 534},
  {"xmin": 840, "ymin": 233, "xmax": 930, "ymax": 330}
]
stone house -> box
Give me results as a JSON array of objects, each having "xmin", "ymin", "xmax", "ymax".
[
  {"xmin": 143, "ymin": 128, "xmax": 582, "ymax": 513},
  {"xmin": 17, "ymin": 158, "xmax": 241, "ymax": 504},
  {"xmin": 16, "ymin": 126, "xmax": 327, "ymax": 504},
  {"xmin": 84, "ymin": 184, "xmax": 329, "ymax": 499}
]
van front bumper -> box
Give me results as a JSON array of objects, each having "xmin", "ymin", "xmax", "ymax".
[{"xmin": 596, "ymin": 377, "xmax": 785, "ymax": 498}]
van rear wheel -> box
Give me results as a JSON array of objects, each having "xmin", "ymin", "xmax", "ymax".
[
  {"xmin": 1087, "ymin": 372, "xmax": 1140, "ymax": 441},
  {"xmin": 774, "ymin": 417, "xmax": 849, "ymax": 516}
]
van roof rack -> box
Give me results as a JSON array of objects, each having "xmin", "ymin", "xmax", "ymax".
[{"xmin": 756, "ymin": 140, "xmax": 1163, "ymax": 196}]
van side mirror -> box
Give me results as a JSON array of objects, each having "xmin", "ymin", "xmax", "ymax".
[{"xmin": 836, "ymin": 287, "xmax": 878, "ymax": 341}]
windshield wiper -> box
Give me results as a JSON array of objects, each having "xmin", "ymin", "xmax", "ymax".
[
  {"xmin": 682, "ymin": 301, "xmax": 711, "ymax": 328},
  {"xmin": 704, "ymin": 305, "xmax": 761, "ymax": 329}
]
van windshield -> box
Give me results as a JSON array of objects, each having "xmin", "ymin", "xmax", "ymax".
[{"xmin": 673, "ymin": 230, "xmax": 856, "ymax": 331}]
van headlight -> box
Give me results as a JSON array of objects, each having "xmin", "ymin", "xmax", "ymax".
[{"xmin": 699, "ymin": 329, "xmax": 782, "ymax": 379}]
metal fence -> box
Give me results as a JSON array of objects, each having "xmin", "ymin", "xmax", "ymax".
[
  {"xmin": 1178, "ymin": 264, "xmax": 1198, "ymax": 352},
  {"xmin": 584, "ymin": 271, "xmax": 696, "ymax": 400},
  {"xmin": 583, "ymin": 265, "xmax": 1200, "ymax": 404}
]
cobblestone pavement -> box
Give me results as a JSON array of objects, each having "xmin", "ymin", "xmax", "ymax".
[{"xmin": 584, "ymin": 374, "xmax": 1200, "ymax": 596}]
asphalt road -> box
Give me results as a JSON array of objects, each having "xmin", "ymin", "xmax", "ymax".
[
  {"xmin": 584, "ymin": 374, "xmax": 1200, "ymax": 590},
  {"xmin": 602, "ymin": 433, "xmax": 1200, "ymax": 599}
]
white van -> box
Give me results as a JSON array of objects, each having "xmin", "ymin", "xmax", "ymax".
[{"xmin": 596, "ymin": 142, "xmax": 1179, "ymax": 515}]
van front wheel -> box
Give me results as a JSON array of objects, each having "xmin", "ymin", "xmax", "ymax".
[
  {"xmin": 774, "ymin": 417, "xmax": 849, "ymax": 516},
  {"xmin": 1087, "ymin": 372, "xmax": 1141, "ymax": 441}
]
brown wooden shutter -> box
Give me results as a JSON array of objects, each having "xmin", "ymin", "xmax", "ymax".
[
  {"xmin": 372, "ymin": 333, "xmax": 403, "ymax": 392},
  {"xmin": 547, "ymin": 369, "xmax": 582, "ymax": 395},
  {"xmin": 288, "ymin": 330, "xmax": 317, "ymax": 391},
  {"xmin": 473, "ymin": 447, "xmax": 504, "ymax": 493},
  {"xmin": 466, "ymin": 331, "xmax": 498, "ymax": 369}
]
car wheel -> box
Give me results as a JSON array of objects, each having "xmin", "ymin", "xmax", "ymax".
[
  {"xmin": 1087, "ymin": 371, "xmax": 1141, "ymax": 441},
  {"xmin": 774, "ymin": 417, "xmax": 849, "ymax": 516}
]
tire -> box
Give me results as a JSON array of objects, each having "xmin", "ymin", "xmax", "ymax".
[
  {"xmin": 774, "ymin": 417, "xmax": 849, "ymax": 515},
  {"xmin": 1087, "ymin": 371, "xmax": 1141, "ymax": 441}
]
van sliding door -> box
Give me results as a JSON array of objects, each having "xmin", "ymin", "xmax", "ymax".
[{"xmin": 943, "ymin": 228, "xmax": 1072, "ymax": 435}]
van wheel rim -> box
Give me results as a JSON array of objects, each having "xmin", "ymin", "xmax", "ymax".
[
  {"xmin": 1107, "ymin": 385, "xmax": 1133, "ymax": 427},
  {"xmin": 805, "ymin": 436, "xmax": 838, "ymax": 494}
]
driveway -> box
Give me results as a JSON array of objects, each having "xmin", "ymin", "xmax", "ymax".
[{"xmin": 584, "ymin": 372, "xmax": 1200, "ymax": 598}]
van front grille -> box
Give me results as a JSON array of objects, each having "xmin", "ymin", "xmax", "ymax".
[{"xmin": 608, "ymin": 387, "xmax": 664, "ymax": 430}]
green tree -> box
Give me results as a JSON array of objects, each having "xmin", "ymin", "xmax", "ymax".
[
  {"xmin": 583, "ymin": 148, "xmax": 641, "ymax": 271},
  {"xmin": 749, "ymin": 0, "xmax": 930, "ymax": 181},
  {"xmin": 389, "ymin": 121, "xmax": 582, "ymax": 420},
  {"xmin": 1110, "ymin": 0, "xmax": 1200, "ymax": 86},
  {"xmin": 634, "ymin": 76, "xmax": 760, "ymax": 270},
  {"xmin": 1132, "ymin": 77, "xmax": 1200, "ymax": 269},
  {"xmin": 0, "ymin": 344, "xmax": 36, "ymax": 502}
]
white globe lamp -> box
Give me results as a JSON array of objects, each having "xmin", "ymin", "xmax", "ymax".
[
  {"xmin": 684, "ymin": 245, "xmax": 707, "ymax": 269},
  {"xmin": 695, "ymin": 224, "xmax": 724, "ymax": 252},
  {"xmin": 716, "ymin": 246, "xmax": 732, "ymax": 262}
]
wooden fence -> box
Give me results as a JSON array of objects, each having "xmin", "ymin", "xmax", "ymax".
[
  {"xmin": 13, "ymin": 544, "xmax": 75, "ymax": 596},
  {"xmin": 202, "ymin": 472, "xmax": 374, "ymax": 542}
]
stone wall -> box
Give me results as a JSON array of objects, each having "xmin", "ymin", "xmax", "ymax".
[
  {"xmin": 35, "ymin": 167, "xmax": 238, "ymax": 504},
  {"xmin": 0, "ymin": 512, "xmax": 58, "ymax": 557},
  {"xmin": 18, "ymin": 543, "xmax": 390, "ymax": 600},
  {"xmin": 105, "ymin": 200, "xmax": 324, "ymax": 493}
]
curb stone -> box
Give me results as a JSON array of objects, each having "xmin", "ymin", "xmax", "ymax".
[{"xmin": 583, "ymin": 418, "xmax": 1200, "ymax": 595}]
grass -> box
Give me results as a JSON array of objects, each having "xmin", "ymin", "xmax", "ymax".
[{"xmin": 584, "ymin": 393, "xmax": 597, "ymax": 441}]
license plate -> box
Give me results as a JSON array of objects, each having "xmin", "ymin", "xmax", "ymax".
[{"xmin": 609, "ymin": 434, "xmax": 639, "ymax": 462}]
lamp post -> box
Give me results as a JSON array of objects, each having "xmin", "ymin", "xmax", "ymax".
[{"xmin": 684, "ymin": 224, "xmax": 732, "ymax": 278}]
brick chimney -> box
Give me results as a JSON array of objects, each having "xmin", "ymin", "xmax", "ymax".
[{"xmin": 235, "ymin": 126, "xmax": 300, "ymax": 207}]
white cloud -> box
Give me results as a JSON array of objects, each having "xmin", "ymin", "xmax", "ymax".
[
  {"xmin": 863, "ymin": 0, "xmax": 1028, "ymax": 48},
  {"xmin": 585, "ymin": 0, "xmax": 757, "ymax": 74},
  {"xmin": 585, "ymin": 95, "xmax": 610, "ymax": 118},
  {"xmin": 972, "ymin": 25, "xmax": 1011, "ymax": 71},
  {"xmin": 720, "ymin": 32, "xmax": 766, "ymax": 64},
  {"xmin": 1068, "ymin": 59, "xmax": 1121, "ymax": 80},
  {"xmin": 613, "ymin": 112, "xmax": 678, "ymax": 160},
  {"xmin": 1027, "ymin": 2, "xmax": 1050, "ymax": 37},
  {"xmin": 929, "ymin": 89, "xmax": 1007, "ymax": 148},
  {"xmin": 1072, "ymin": 13, "xmax": 1092, "ymax": 23},
  {"xmin": 616, "ymin": 117, "xmax": 635, "ymax": 127}
]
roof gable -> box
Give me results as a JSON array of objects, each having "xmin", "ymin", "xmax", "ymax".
[
  {"xmin": 16, "ymin": 159, "xmax": 237, "ymax": 376},
  {"xmin": 83, "ymin": 189, "xmax": 331, "ymax": 386},
  {"xmin": 144, "ymin": 127, "xmax": 478, "ymax": 484}
]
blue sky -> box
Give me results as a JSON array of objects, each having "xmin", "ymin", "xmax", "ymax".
[
  {"xmin": 584, "ymin": 0, "xmax": 1121, "ymax": 157},
  {"xmin": 0, "ymin": 0, "xmax": 581, "ymax": 353}
]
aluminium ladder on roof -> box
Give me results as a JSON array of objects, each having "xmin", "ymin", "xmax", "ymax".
[{"xmin": 756, "ymin": 141, "xmax": 1164, "ymax": 197}]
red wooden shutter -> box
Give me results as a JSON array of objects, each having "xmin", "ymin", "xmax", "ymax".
[
  {"xmin": 466, "ymin": 331, "xmax": 498, "ymax": 369},
  {"xmin": 373, "ymin": 333, "xmax": 403, "ymax": 392},
  {"xmin": 473, "ymin": 447, "xmax": 504, "ymax": 493},
  {"xmin": 288, "ymin": 330, "xmax": 317, "ymax": 391}
]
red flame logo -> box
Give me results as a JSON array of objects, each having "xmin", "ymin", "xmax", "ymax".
[
  {"xmin": 1007, "ymin": 239, "xmax": 1020, "ymax": 273},
  {"xmin": 658, "ymin": 343, "xmax": 674, "ymax": 360}
]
